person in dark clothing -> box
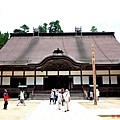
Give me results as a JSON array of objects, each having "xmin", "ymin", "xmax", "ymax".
[
  {"xmin": 54, "ymin": 89, "xmax": 58, "ymax": 104},
  {"xmin": 53, "ymin": 89, "xmax": 58, "ymax": 104},
  {"xmin": 3, "ymin": 89, "xmax": 9, "ymax": 110},
  {"xmin": 61, "ymin": 88, "xmax": 65, "ymax": 106}
]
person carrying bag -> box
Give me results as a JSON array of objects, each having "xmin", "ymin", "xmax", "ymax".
[{"xmin": 63, "ymin": 89, "xmax": 70, "ymax": 112}]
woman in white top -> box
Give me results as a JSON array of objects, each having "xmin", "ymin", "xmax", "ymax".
[
  {"xmin": 96, "ymin": 89, "xmax": 100, "ymax": 100},
  {"xmin": 63, "ymin": 89, "xmax": 70, "ymax": 112},
  {"xmin": 57, "ymin": 90, "xmax": 62, "ymax": 110},
  {"xmin": 17, "ymin": 90, "xmax": 26, "ymax": 106}
]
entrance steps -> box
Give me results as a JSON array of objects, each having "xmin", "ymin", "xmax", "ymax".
[
  {"xmin": 70, "ymin": 90, "xmax": 84, "ymax": 100},
  {"xmin": 30, "ymin": 90, "xmax": 84, "ymax": 100}
]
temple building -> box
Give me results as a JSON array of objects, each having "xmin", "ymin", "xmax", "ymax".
[{"xmin": 0, "ymin": 32, "xmax": 120, "ymax": 97}]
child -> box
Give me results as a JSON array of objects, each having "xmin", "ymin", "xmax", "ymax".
[{"xmin": 3, "ymin": 91, "xmax": 9, "ymax": 110}]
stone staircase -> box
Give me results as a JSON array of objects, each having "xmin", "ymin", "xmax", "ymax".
[
  {"xmin": 70, "ymin": 90, "xmax": 84, "ymax": 100},
  {"xmin": 30, "ymin": 90, "xmax": 84, "ymax": 100}
]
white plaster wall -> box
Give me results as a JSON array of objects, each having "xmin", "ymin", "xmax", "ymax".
[
  {"xmin": 3, "ymin": 71, "xmax": 12, "ymax": 76},
  {"xmin": 70, "ymin": 71, "xmax": 81, "ymax": 75},
  {"xmin": 25, "ymin": 71, "xmax": 34, "ymax": 75},
  {"xmin": 82, "ymin": 76, "xmax": 89, "ymax": 84},
  {"xmin": 14, "ymin": 71, "xmax": 23, "ymax": 76},
  {"xmin": 102, "ymin": 76, "xmax": 109, "ymax": 84},
  {"xmin": 2, "ymin": 77, "xmax": 10, "ymax": 85},
  {"xmin": 111, "ymin": 76, "xmax": 117, "ymax": 84},
  {"xmin": 26, "ymin": 77, "xmax": 34, "ymax": 85},
  {"xmin": 59, "ymin": 71, "xmax": 69, "ymax": 75},
  {"xmin": 73, "ymin": 76, "xmax": 81, "ymax": 84},
  {"xmin": 110, "ymin": 70, "xmax": 120, "ymax": 75},
  {"xmin": 48, "ymin": 71, "xmax": 58, "ymax": 75},
  {"xmin": 36, "ymin": 77, "xmax": 43, "ymax": 85},
  {"xmin": 36, "ymin": 71, "xmax": 46, "ymax": 75}
]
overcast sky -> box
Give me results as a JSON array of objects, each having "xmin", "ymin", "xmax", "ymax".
[{"xmin": 0, "ymin": 0, "xmax": 120, "ymax": 42}]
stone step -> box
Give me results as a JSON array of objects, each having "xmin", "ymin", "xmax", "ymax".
[{"xmin": 30, "ymin": 92, "xmax": 84, "ymax": 100}]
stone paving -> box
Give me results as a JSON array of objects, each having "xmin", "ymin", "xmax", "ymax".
[
  {"xmin": 0, "ymin": 98, "xmax": 120, "ymax": 120},
  {"xmin": 0, "ymin": 99, "xmax": 40, "ymax": 120}
]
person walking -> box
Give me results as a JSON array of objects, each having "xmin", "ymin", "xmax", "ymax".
[
  {"xmin": 96, "ymin": 89, "xmax": 100, "ymax": 100},
  {"xmin": 57, "ymin": 90, "xmax": 62, "ymax": 110},
  {"xmin": 63, "ymin": 89, "xmax": 70, "ymax": 112},
  {"xmin": 55, "ymin": 89, "xmax": 58, "ymax": 104},
  {"xmin": 49, "ymin": 89, "xmax": 54, "ymax": 105},
  {"xmin": 3, "ymin": 89, "xmax": 9, "ymax": 110},
  {"xmin": 90, "ymin": 91, "xmax": 93, "ymax": 100},
  {"xmin": 53, "ymin": 88, "xmax": 58, "ymax": 104},
  {"xmin": 84, "ymin": 90, "xmax": 88, "ymax": 100},
  {"xmin": 61, "ymin": 88, "xmax": 65, "ymax": 106},
  {"xmin": 17, "ymin": 90, "xmax": 26, "ymax": 106}
]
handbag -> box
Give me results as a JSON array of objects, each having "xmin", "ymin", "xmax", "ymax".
[{"xmin": 62, "ymin": 98, "xmax": 65, "ymax": 102}]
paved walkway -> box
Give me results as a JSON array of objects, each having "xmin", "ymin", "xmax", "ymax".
[
  {"xmin": 20, "ymin": 100, "xmax": 104, "ymax": 120},
  {"xmin": 1, "ymin": 98, "xmax": 120, "ymax": 120}
]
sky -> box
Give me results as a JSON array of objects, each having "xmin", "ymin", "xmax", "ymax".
[{"xmin": 0, "ymin": 0, "xmax": 120, "ymax": 42}]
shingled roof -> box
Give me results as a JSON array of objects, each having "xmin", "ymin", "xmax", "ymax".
[{"xmin": 0, "ymin": 32, "xmax": 120, "ymax": 65}]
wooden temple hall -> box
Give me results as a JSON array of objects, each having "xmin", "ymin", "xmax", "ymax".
[{"xmin": 0, "ymin": 31, "xmax": 120, "ymax": 98}]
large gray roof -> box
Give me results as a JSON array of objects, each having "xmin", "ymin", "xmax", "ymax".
[{"xmin": 0, "ymin": 32, "xmax": 120, "ymax": 65}]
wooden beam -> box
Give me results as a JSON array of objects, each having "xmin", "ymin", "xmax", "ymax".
[{"xmin": 91, "ymin": 44, "xmax": 97, "ymax": 105}]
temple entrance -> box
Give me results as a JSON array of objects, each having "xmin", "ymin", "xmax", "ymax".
[
  {"xmin": 10, "ymin": 77, "xmax": 26, "ymax": 88},
  {"xmin": 44, "ymin": 76, "xmax": 73, "ymax": 90}
]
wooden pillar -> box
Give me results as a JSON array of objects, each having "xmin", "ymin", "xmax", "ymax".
[
  {"xmin": 34, "ymin": 69, "xmax": 36, "ymax": 87},
  {"xmin": 108, "ymin": 69, "xmax": 111, "ymax": 85},
  {"xmin": 80, "ymin": 66, "xmax": 83, "ymax": 90},
  {"xmin": 0, "ymin": 71, "xmax": 2, "ymax": 86},
  {"xmin": 92, "ymin": 44, "xmax": 97, "ymax": 105}
]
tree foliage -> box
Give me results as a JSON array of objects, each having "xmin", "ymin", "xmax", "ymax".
[
  {"xmin": 0, "ymin": 32, "xmax": 9, "ymax": 49},
  {"xmin": 13, "ymin": 24, "xmax": 29, "ymax": 33},
  {"xmin": 48, "ymin": 20, "xmax": 63, "ymax": 33},
  {"xmin": 13, "ymin": 21, "xmax": 63, "ymax": 33},
  {"xmin": 90, "ymin": 26, "xmax": 98, "ymax": 32},
  {"xmin": 38, "ymin": 20, "xmax": 63, "ymax": 33},
  {"xmin": 20, "ymin": 24, "xmax": 29, "ymax": 33},
  {"xmin": 38, "ymin": 23, "xmax": 48, "ymax": 33},
  {"xmin": 13, "ymin": 29, "xmax": 24, "ymax": 33}
]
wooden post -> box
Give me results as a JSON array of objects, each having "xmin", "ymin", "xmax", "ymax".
[{"xmin": 91, "ymin": 44, "xmax": 97, "ymax": 105}]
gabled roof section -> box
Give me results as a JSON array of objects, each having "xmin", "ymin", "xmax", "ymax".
[
  {"xmin": 0, "ymin": 32, "xmax": 120, "ymax": 66},
  {"xmin": 28, "ymin": 53, "xmax": 86, "ymax": 70}
]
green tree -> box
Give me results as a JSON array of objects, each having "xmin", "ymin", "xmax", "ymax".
[
  {"xmin": 13, "ymin": 24, "xmax": 29, "ymax": 33},
  {"xmin": 38, "ymin": 23, "xmax": 48, "ymax": 33},
  {"xmin": 13, "ymin": 29, "xmax": 24, "ymax": 33},
  {"xmin": 48, "ymin": 20, "xmax": 63, "ymax": 33},
  {"xmin": 20, "ymin": 24, "xmax": 29, "ymax": 33},
  {"xmin": 43, "ymin": 23, "xmax": 48, "ymax": 33},
  {"xmin": 48, "ymin": 21, "xmax": 54, "ymax": 33},
  {"xmin": 0, "ymin": 32, "xmax": 9, "ymax": 49},
  {"xmin": 90, "ymin": 26, "xmax": 98, "ymax": 32},
  {"xmin": 38, "ymin": 20, "xmax": 63, "ymax": 33}
]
